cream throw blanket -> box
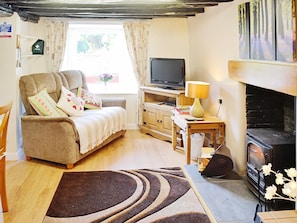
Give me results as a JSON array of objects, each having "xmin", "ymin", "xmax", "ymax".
[{"xmin": 70, "ymin": 107, "xmax": 126, "ymax": 154}]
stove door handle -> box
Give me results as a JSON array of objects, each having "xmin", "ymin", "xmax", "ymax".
[{"xmin": 264, "ymin": 153, "xmax": 270, "ymax": 163}]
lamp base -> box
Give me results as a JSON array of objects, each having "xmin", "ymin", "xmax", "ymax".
[{"xmin": 190, "ymin": 98, "xmax": 204, "ymax": 118}]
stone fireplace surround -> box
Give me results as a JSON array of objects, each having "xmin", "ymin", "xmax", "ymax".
[
  {"xmin": 228, "ymin": 60, "xmax": 297, "ymax": 163},
  {"xmin": 228, "ymin": 60, "xmax": 297, "ymax": 134},
  {"xmin": 228, "ymin": 60, "xmax": 297, "ymax": 97},
  {"xmin": 229, "ymin": 60, "xmax": 297, "ymax": 210}
]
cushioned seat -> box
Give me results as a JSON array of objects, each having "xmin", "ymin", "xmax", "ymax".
[{"xmin": 19, "ymin": 70, "xmax": 126, "ymax": 168}]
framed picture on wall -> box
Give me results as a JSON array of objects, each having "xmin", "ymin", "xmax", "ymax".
[
  {"xmin": 239, "ymin": 2, "xmax": 250, "ymax": 59},
  {"xmin": 249, "ymin": 0, "xmax": 276, "ymax": 61},
  {"xmin": 275, "ymin": 0, "xmax": 296, "ymax": 62}
]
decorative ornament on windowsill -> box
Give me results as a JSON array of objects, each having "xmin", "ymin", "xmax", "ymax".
[
  {"xmin": 262, "ymin": 163, "xmax": 297, "ymax": 202},
  {"xmin": 99, "ymin": 73, "xmax": 113, "ymax": 87}
]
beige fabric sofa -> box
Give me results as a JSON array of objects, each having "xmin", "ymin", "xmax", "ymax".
[{"xmin": 19, "ymin": 70, "xmax": 126, "ymax": 168}]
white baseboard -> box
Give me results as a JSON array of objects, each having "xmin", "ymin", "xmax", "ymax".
[
  {"xmin": 126, "ymin": 123, "xmax": 139, "ymax": 130},
  {"xmin": 6, "ymin": 151, "xmax": 19, "ymax": 161}
]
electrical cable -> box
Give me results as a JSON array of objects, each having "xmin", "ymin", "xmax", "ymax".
[{"xmin": 216, "ymin": 103, "xmax": 221, "ymax": 117}]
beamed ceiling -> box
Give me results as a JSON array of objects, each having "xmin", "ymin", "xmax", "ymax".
[{"xmin": 0, "ymin": 0, "xmax": 233, "ymax": 23}]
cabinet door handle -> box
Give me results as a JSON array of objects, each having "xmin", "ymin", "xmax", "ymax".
[
  {"xmin": 143, "ymin": 109, "xmax": 146, "ymax": 112},
  {"xmin": 143, "ymin": 122, "xmax": 147, "ymax": 125},
  {"xmin": 159, "ymin": 120, "xmax": 162, "ymax": 123}
]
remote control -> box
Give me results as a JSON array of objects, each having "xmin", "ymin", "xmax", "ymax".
[{"xmin": 185, "ymin": 118, "xmax": 204, "ymax": 121}]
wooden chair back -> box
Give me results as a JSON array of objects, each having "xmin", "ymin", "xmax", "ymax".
[{"xmin": 0, "ymin": 101, "xmax": 13, "ymax": 212}]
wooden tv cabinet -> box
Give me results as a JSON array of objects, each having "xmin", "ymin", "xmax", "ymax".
[{"xmin": 140, "ymin": 86, "xmax": 193, "ymax": 141}]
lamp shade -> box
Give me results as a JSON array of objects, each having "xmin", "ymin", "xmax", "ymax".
[{"xmin": 185, "ymin": 81, "xmax": 210, "ymax": 99}]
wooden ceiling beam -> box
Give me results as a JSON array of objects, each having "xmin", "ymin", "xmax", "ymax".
[
  {"xmin": 4, "ymin": 0, "xmax": 232, "ymax": 4},
  {"xmin": 1, "ymin": 0, "xmax": 233, "ymax": 21},
  {"xmin": 43, "ymin": 13, "xmax": 198, "ymax": 19},
  {"xmin": 7, "ymin": 3, "xmax": 215, "ymax": 10},
  {"xmin": 23, "ymin": 10, "xmax": 204, "ymax": 19},
  {"xmin": 13, "ymin": 7, "xmax": 205, "ymax": 14}
]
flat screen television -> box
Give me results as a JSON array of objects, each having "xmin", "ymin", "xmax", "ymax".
[{"xmin": 150, "ymin": 57, "xmax": 185, "ymax": 89}]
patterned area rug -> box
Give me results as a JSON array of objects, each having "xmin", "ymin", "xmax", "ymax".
[{"xmin": 43, "ymin": 167, "xmax": 210, "ymax": 223}]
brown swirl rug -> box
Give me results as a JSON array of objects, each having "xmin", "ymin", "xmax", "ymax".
[{"xmin": 43, "ymin": 167, "xmax": 210, "ymax": 223}]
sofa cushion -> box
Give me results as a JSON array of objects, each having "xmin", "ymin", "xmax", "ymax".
[
  {"xmin": 19, "ymin": 73, "xmax": 63, "ymax": 115},
  {"xmin": 57, "ymin": 86, "xmax": 85, "ymax": 116},
  {"xmin": 28, "ymin": 88, "xmax": 67, "ymax": 117},
  {"xmin": 58, "ymin": 70, "xmax": 88, "ymax": 95},
  {"xmin": 77, "ymin": 87, "xmax": 102, "ymax": 109}
]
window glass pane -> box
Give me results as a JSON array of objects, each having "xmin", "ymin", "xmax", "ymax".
[{"xmin": 62, "ymin": 23, "xmax": 138, "ymax": 94}]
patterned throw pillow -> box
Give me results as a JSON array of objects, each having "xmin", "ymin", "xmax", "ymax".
[
  {"xmin": 77, "ymin": 87, "xmax": 102, "ymax": 109},
  {"xmin": 57, "ymin": 86, "xmax": 85, "ymax": 116},
  {"xmin": 28, "ymin": 88, "xmax": 67, "ymax": 117}
]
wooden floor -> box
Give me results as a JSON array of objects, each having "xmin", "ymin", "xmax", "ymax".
[{"xmin": 1, "ymin": 130, "xmax": 188, "ymax": 223}]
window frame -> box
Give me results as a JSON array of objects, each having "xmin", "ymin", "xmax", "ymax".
[{"xmin": 62, "ymin": 21, "xmax": 138, "ymax": 94}]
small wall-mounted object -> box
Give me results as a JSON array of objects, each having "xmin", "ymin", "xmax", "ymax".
[
  {"xmin": 16, "ymin": 35, "xmax": 21, "ymax": 67},
  {"xmin": 16, "ymin": 34, "xmax": 44, "ymax": 59},
  {"xmin": 32, "ymin": 39, "xmax": 44, "ymax": 55},
  {"xmin": 16, "ymin": 47, "xmax": 21, "ymax": 67}
]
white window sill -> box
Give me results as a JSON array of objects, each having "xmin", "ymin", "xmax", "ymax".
[{"xmin": 88, "ymin": 84, "xmax": 138, "ymax": 95}]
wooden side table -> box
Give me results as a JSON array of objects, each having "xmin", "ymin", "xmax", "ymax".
[
  {"xmin": 171, "ymin": 110, "xmax": 225, "ymax": 164},
  {"xmin": 257, "ymin": 210, "xmax": 297, "ymax": 223}
]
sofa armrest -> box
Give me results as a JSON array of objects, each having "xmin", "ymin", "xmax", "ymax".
[
  {"xmin": 21, "ymin": 115, "xmax": 76, "ymax": 128},
  {"xmin": 101, "ymin": 98, "xmax": 126, "ymax": 109},
  {"xmin": 21, "ymin": 115, "xmax": 80, "ymax": 164},
  {"xmin": 21, "ymin": 115, "xmax": 79, "ymax": 140}
]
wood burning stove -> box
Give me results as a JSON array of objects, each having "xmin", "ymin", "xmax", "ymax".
[{"xmin": 246, "ymin": 128, "xmax": 296, "ymax": 210}]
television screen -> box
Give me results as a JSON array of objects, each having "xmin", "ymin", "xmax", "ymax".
[{"xmin": 150, "ymin": 58, "xmax": 185, "ymax": 89}]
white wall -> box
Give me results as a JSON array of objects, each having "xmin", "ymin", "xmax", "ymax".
[
  {"xmin": 148, "ymin": 18, "xmax": 191, "ymax": 81},
  {"xmin": 0, "ymin": 14, "xmax": 48, "ymax": 159},
  {"xmin": 16, "ymin": 18, "xmax": 48, "ymax": 159},
  {"xmin": 188, "ymin": 0, "xmax": 248, "ymax": 174},
  {"xmin": 0, "ymin": 14, "xmax": 18, "ymax": 159},
  {"xmin": 16, "ymin": 19, "xmax": 48, "ymax": 74}
]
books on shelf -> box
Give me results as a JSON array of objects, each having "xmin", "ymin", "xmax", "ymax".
[{"xmin": 174, "ymin": 105, "xmax": 191, "ymax": 115}]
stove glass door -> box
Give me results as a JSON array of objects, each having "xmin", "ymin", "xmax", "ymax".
[{"xmin": 247, "ymin": 142, "xmax": 265, "ymax": 170}]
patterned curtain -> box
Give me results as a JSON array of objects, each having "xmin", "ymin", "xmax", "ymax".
[
  {"xmin": 44, "ymin": 20, "xmax": 68, "ymax": 72},
  {"xmin": 123, "ymin": 20, "xmax": 151, "ymax": 125}
]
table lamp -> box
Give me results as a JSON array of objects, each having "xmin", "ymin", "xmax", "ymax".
[{"xmin": 185, "ymin": 81, "xmax": 210, "ymax": 118}]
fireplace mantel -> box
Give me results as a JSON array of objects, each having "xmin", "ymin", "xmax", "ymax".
[{"xmin": 228, "ymin": 60, "xmax": 297, "ymax": 96}]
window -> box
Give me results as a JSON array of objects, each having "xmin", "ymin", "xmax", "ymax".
[{"xmin": 62, "ymin": 23, "xmax": 138, "ymax": 94}]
